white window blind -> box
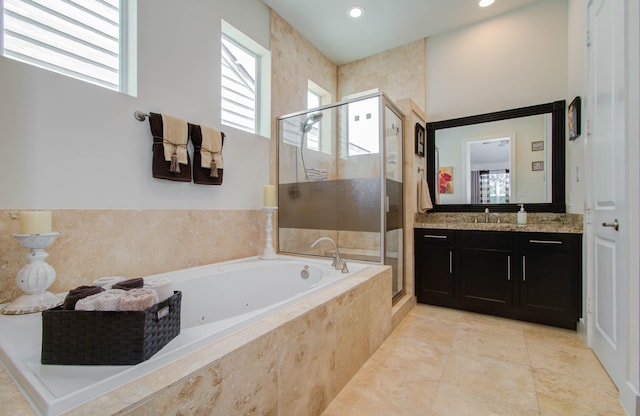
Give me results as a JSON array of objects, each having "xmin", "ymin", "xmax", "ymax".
[
  {"xmin": 221, "ymin": 34, "xmax": 257, "ymax": 134},
  {"xmin": 2, "ymin": 0, "xmax": 123, "ymax": 91}
]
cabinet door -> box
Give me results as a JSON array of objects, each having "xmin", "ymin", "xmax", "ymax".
[
  {"xmin": 458, "ymin": 249, "xmax": 512, "ymax": 312},
  {"xmin": 518, "ymin": 234, "xmax": 581, "ymax": 326},
  {"xmin": 415, "ymin": 230, "xmax": 455, "ymax": 307}
]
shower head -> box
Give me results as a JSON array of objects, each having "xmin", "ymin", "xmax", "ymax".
[{"xmin": 300, "ymin": 112, "xmax": 323, "ymax": 133}]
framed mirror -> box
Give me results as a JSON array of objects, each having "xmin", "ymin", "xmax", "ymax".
[{"xmin": 426, "ymin": 100, "xmax": 566, "ymax": 213}]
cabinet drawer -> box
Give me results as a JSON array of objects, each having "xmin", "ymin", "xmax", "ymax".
[
  {"xmin": 415, "ymin": 229, "xmax": 455, "ymax": 245},
  {"xmin": 519, "ymin": 233, "xmax": 579, "ymax": 253},
  {"xmin": 458, "ymin": 230, "xmax": 513, "ymax": 250}
]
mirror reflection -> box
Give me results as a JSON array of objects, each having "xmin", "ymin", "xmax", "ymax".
[
  {"xmin": 435, "ymin": 114, "xmax": 552, "ymax": 205},
  {"xmin": 426, "ymin": 100, "xmax": 566, "ymax": 213}
]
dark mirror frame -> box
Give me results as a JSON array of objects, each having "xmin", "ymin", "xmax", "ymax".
[{"xmin": 426, "ymin": 100, "xmax": 566, "ymax": 213}]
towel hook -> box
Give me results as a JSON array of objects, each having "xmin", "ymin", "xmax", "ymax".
[
  {"xmin": 417, "ymin": 167, "xmax": 424, "ymax": 174},
  {"xmin": 134, "ymin": 111, "xmax": 149, "ymax": 122}
]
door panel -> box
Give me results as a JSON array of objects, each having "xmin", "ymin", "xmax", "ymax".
[{"xmin": 588, "ymin": 0, "xmax": 627, "ymax": 391}]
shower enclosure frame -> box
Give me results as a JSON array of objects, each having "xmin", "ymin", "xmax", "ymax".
[{"xmin": 275, "ymin": 92, "xmax": 405, "ymax": 301}]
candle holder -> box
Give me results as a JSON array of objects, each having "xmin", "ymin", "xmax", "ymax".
[
  {"xmin": 2, "ymin": 232, "xmax": 63, "ymax": 315},
  {"xmin": 260, "ymin": 207, "xmax": 278, "ymax": 260}
]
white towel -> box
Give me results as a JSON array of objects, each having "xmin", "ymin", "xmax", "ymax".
[
  {"xmin": 75, "ymin": 289, "xmax": 124, "ymax": 311},
  {"xmin": 92, "ymin": 276, "xmax": 126, "ymax": 290},
  {"xmin": 161, "ymin": 114, "xmax": 189, "ymax": 165},
  {"xmin": 418, "ymin": 173, "xmax": 433, "ymax": 213},
  {"xmin": 200, "ymin": 125, "xmax": 223, "ymax": 169},
  {"xmin": 144, "ymin": 278, "xmax": 174, "ymax": 302}
]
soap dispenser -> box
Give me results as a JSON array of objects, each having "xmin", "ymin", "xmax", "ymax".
[{"xmin": 517, "ymin": 204, "xmax": 527, "ymax": 225}]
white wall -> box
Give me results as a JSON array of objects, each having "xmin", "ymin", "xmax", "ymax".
[
  {"xmin": 426, "ymin": 0, "xmax": 569, "ymax": 121},
  {"xmin": 0, "ymin": 0, "xmax": 272, "ymax": 210}
]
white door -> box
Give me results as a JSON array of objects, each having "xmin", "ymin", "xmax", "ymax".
[{"xmin": 587, "ymin": 0, "xmax": 627, "ymax": 390}]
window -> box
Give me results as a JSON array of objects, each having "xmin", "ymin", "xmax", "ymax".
[
  {"xmin": 221, "ymin": 20, "xmax": 270, "ymax": 136},
  {"xmin": 306, "ymin": 80, "xmax": 331, "ymax": 153},
  {"xmin": 1, "ymin": 0, "xmax": 136, "ymax": 93},
  {"xmin": 305, "ymin": 89, "xmax": 321, "ymax": 151}
]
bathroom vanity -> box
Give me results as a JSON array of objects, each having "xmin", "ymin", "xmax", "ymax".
[{"xmin": 414, "ymin": 226, "xmax": 582, "ymax": 329}]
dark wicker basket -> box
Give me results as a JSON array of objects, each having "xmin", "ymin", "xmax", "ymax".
[{"xmin": 41, "ymin": 291, "xmax": 181, "ymax": 365}]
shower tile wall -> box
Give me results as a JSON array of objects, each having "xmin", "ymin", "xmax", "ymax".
[{"xmin": 0, "ymin": 209, "xmax": 264, "ymax": 304}]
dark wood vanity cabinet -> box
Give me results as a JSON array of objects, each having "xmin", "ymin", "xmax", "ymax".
[
  {"xmin": 414, "ymin": 229, "xmax": 455, "ymax": 307},
  {"xmin": 517, "ymin": 233, "xmax": 582, "ymax": 325},
  {"xmin": 457, "ymin": 231, "xmax": 514, "ymax": 314},
  {"xmin": 414, "ymin": 229, "xmax": 582, "ymax": 329}
]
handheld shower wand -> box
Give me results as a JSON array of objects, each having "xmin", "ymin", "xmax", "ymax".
[{"xmin": 300, "ymin": 112, "xmax": 323, "ymax": 133}]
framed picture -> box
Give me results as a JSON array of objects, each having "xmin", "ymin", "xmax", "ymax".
[
  {"xmin": 531, "ymin": 140, "xmax": 544, "ymax": 151},
  {"xmin": 532, "ymin": 161, "xmax": 544, "ymax": 171},
  {"xmin": 415, "ymin": 123, "xmax": 425, "ymax": 157},
  {"xmin": 568, "ymin": 96, "xmax": 581, "ymax": 140}
]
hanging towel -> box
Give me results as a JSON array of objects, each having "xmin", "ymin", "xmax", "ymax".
[
  {"xmin": 148, "ymin": 112, "xmax": 192, "ymax": 182},
  {"xmin": 418, "ymin": 172, "xmax": 433, "ymax": 213},
  {"xmin": 190, "ymin": 123, "xmax": 225, "ymax": 185}
]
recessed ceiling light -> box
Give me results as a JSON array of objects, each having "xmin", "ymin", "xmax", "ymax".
[
  {"xmin": 348, "ymin": 6, "xmax": 365, "ymax": 19},
  {"xmin": 479, "ymin": 0, "xmax": 495, "ymax": 7}
]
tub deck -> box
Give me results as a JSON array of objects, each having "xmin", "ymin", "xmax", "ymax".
[{"xmin": 0, "ymin": 257, "xmax": 391, "ymax": 416}]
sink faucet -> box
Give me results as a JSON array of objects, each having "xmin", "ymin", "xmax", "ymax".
[
  {"xmin": 310, "ymin": 237, "xmax": 349, "ymax": 273},
  {"xmin": 484, "ymin": 207, "xmax": 490, "ymax": 223}
]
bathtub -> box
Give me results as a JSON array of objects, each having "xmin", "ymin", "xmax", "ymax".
[{"xmin": 0, "ymin": 256, "xmax": 377, "ymax": 416}]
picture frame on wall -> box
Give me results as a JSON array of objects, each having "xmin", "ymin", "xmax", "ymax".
[
  {"xmin": 415, "ymin": 123, "xmax": 425, "ymax": 157},
  {"xmin": 532, "ymin": 161, "xmax": 544, "ymax": 171},
  {"xmin": 531, "ymin": 140, "xmax": 544, "ymax": 151},
  {"xmin": 568, "ymin": 96, "xmax": 581, "ymax": 140}
]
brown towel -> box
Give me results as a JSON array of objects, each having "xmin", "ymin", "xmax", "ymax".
[
  {"xmin": 148, "ymin": 112, "xmax": 192, "ymax": 182},
  {"xmin": 190, "ymin": 123, "xmax": 225, "ymax": 185},
  {"xmin": 112, "ymin": 278, "xmax": 144, "ymax": 291},
  {"xmin": 63, "ymin": 285, "xmax": 104, "ymax": 310}
]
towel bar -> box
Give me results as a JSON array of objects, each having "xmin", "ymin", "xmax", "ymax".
[{"xmin": 134, "ymin": 111, "xmax": 149, "ymax": 121}]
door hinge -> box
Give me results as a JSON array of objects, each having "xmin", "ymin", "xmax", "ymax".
[
  {"xmin": 586, "ymin": 30, "xmax": 592, "ymax": 47},
  {"xmin": 586, "ymin": 118, "xmax": 592, "ymax": 136},
  {"xmin": 587, "ymin": 297, "xmax": 593, "ymax": 313}
]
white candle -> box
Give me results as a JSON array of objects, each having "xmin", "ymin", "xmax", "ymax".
[
  {"xmin": 20, "ymin": 210, "xmax": 52, "ymax": 234},
  {"xmin": 263, "ymin": 185, "xmax": 277, "ymax": 207}
]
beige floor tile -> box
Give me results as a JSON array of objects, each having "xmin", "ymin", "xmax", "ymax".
[
  {"xmin": 452, "ymin": 322, "xmax": 530, "ymax": 366},
  {"xmin": 321, "ymin": 305, "xmax": 627, "ymax": 416},
  {"xmin": 534, "ymin": 369, "xmax": 625, "ymax": 416},
  {"xmin": 440, "ymin": 351, "xmax": 538, "ymax": 411},
  {"xmin": 430, "ymin": 382, "xmax": 540, "ymax": 416},
  {"xmin": 527, "ymin": 342, "xmax": 612, "ymax": 384}
]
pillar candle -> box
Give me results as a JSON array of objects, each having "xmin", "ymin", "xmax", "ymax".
[
  {"xmin": 263, "ymin": 185, "xmax": 277, "ymax": 207},
  {"xmin": 20, "ymin": 211, "xmax": 52, "ymax": 234}
]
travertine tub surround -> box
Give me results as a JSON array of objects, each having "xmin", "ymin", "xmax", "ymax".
[
  {"xmin": 0, "ymin": 264, "xmax": 391, "ymax": 416},
  {"xmin": 0, "ymin": 209, "xmax": 265, "ymax": 304},
  {"xmin": 415, "ymin": 212, "xmax": 583, "ymax": 234}
]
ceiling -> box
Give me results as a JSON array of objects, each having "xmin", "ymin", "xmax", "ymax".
[{"xmin": 261, "ymin": 0, "xmax": 542, "ymax": 65}]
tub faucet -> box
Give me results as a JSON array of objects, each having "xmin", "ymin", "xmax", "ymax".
[{"xmin": 310, "ymin": 237, "xmax": 349, "ymax": 273}]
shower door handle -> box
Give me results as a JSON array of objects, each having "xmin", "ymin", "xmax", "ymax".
[{"xmin": 385, "ymin": 196, "xmax": 390, "ymax": 212}]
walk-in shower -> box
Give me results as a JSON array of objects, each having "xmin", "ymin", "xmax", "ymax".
[{"xmin": 277, "ymin": 93, "xmax": 405, "ymax": 298}]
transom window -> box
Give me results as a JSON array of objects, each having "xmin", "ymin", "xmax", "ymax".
[{"xmin": 1, "ymin": 0, "xmax": 135, "ymax": 93}]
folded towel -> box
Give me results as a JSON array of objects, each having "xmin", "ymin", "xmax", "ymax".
[
  {"xmin": 190, "ymin": 123, "xmax": 225, "ymax": 185},
  {"xmin": 120, "ymin": 288, "xmax": 159, "ymax": 311},
  {"xmin": 63, "ymin": 286, "xmax": 104, "ymax": 310},
  {"xmin": 112, "ymin": 278, "xmax": 144, "ymax": 291},
  {"xmin": 75, "ymin": 289, "xmax": 125, "ymax": 311},
  {"xmin": 148, "ymin": 112, "xmax": 192, "ymax": 182},
  {"xmin": 418, "ymin": 172, "xmax": 433, "ymax": 213},
  {"xmin": 144, "ymin": 278, "xmax": 174, "ymax": 302},
  {"xmin": 92, "ymin": 276, "xmax": 126, "ymax": 290},
  {"xmin": 94, "ymin": 289, "xmax": 125, "ymax": 311}
]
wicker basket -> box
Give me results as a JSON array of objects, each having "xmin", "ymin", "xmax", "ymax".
[{"xmin": 41, "ymin": 291, "xmax": 181, "ymax": 365}]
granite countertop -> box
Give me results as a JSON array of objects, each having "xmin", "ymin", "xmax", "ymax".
[{"xmin": 414, "ymin": 213, "xmax": 583, "ymax": 234}]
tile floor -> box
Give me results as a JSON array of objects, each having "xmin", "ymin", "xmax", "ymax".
[{"xmin": 322, "ymin": 304, "xmax": 627, "ymax": 416}]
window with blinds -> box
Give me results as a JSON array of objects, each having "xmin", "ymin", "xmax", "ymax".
[
  {"xmin": 2, "ymin": 0, "xmax": 128, "ymax": 92},
  {"xmin": 221, "ymin": 33, "xmax": 257, "ymax": 134}
]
